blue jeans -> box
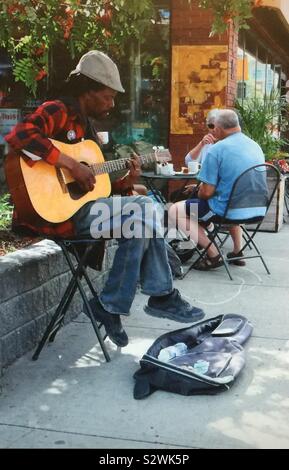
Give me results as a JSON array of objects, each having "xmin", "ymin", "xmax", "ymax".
[{"xmin": 72, "ymin": 195, "xmax": 173, "ymax": 315}]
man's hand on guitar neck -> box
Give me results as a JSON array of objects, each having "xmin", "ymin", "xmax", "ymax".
[
  {"xmin": 56, "ymin": 153, "xmax": 96, "ymax": 192},
  {"xmin": 122, "ymin": 154, "xmax": 141, "ymax": 189}
]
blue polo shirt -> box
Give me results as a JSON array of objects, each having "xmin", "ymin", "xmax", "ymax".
[{"xmin": 198, "ymin": 132, "xmax": 266, "ymax": 219}]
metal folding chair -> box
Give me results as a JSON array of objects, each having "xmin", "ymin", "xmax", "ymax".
[
  {"xmin": 32, "ymin": 238, "xmax": 110, "ymax": 362},
  {"xmin": 189, "ymin": 163, "xmax": 281, "ymax": 280}
]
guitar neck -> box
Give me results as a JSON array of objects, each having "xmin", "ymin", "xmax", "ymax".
[{"xmin": 90, "ymin": 153, "xmax": 158, "ymax": 176}]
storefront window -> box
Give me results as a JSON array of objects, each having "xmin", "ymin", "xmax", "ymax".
[
  {"xmin": 110, "ymin": 7, "xmax": 170, "ymax": 149},
  {"xmin": 0, "ymin": 48, "xmax": 44, "ymax": 143},
  {"xmin": 256, "ymin": 57, "xmax": 267, "ymax": 98},
  {"xmin": 266, "ymin": 63, "xmax": 275, "ymax": 96},
  {"xmin": 0, "ymin": 49, "xmax": 13, "ymax": 108},
  {"xmin": 0, "ymin": 4, "xmax": 171, "ymax": 152},
  {"xmin": 237, "ymin": 34, "xmax": 282, "ymax": 103},
  {"xmin": 0, "ymin": 49, "xmax": 22, "ymax": 151},
  {"xmin": 237, "ymin": 47, "xmax": 258, "ymax": 100}
]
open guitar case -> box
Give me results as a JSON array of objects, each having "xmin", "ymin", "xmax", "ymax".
[{"xmin": 134, "ymin": 314, "xmax": 253, "ymax": 399}]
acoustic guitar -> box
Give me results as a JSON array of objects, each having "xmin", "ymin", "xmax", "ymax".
[{"xmin": 5, "ymin": 139, "xmax": 171, "ymax": 224}]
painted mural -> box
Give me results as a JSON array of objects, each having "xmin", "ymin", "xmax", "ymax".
[{"xmin": 171, "ymin": 45, "xmax": 228, "ymax": 134}]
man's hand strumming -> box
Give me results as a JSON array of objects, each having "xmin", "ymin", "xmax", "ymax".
[{"xmin": 71, "ymin": 162, "xmax": 96, "ymax": 192}]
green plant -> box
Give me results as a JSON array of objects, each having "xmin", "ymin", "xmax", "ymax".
[
  {"xmin": 0, "ymin": 193, "xmax": 13, "ymax": 230},
  {"xmin": 0, "ymin": 0, "xmax": 156, "ymax": 95},
  {"xmin": 197, "ymin": 0, "xmax": 258, "ymax": 35},
  {"xmin": 150, "ymin": 56, "xmax": 168, "ymax": 80},
  {"xmin": 0, "ymin": 1, "xmax": 260, "ymax": 94},
  {"xmin": 235, "ymin": 90, "xmax": 289, "ymax": 161}
]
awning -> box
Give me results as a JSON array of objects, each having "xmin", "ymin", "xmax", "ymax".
[
  {"xmin": 259, "ymin": 1, "xmax": 289, "ymax": 27},
  {"xmin": 250, "ymin": 5, "xmax": 289, "ymax": 71}
]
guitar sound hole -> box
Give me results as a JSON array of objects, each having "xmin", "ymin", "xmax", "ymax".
[
  {"xmin": 67, "ymin": 182, "xmax": 87, "ymax": 200},
  {"xmin": 67, "ymin": 161, "xmax": 89, "ymax": 200}
]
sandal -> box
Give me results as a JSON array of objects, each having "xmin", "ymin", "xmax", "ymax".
[
  {"xmin": 193, "ymin": 254, "xmax": 224, "ymax": 271},
  {"xmin": 227, "ymin": 251, "xmax": 246, "ymax": 266}
]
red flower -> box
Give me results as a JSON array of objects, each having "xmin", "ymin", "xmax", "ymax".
[
  {"xmin": 35, "ymin": 45, "xmax": 46, "ymax": 57},
  {"xmin": 103, "ymin": 29, "xmax": 112, "ymax": 38},
  {"xmin": 35, "ymin": 69, "xmax": 47, "ymax": 81},
  {"xmin": 7, "ymin": 3, "xmax": 25, "ymax": 15},
  {"xmin": 99, "ymin": 5, "xmax": 113, "ymax": 27}
]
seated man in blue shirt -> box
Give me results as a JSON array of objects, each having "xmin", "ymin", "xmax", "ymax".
[{"xmin": 168, "ymin": 109, "xmax": 265, "ymax": 269}]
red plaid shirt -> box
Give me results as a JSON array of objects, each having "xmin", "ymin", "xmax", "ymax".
[{"xmin": 5, "ymin": 99, "xmax": 131, "ymax": 237}]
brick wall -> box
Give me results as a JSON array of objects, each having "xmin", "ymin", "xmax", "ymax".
[
  {"xmin": 171, "ymin": 0, "xmax": 229, "ymax": 46},
  {"xmin": 226, "ymin": 24, "xmax": 238, "ymax": 108},
  {"xmin": 169, "ymin": 0, "xmax": 238, "ymax": 164}
]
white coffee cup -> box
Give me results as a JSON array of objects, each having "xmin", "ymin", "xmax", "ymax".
[
  {"xmin": 97, "ymin": 131, "xmax": 109, "ymax": 145},
  {"xmin": 188, "ymin": 161, "xmax": 201, "ymax": 174},
  {"xmin": 156, "ymin": 163, "xmax": 162, "ymax": 175},
  {"xmin": 160, "ymin": 164, "xmax": 170, "ymax": 175},
  {"xmin": 167, "ymin": 163, "xmax": 175, "ymax": 175}
]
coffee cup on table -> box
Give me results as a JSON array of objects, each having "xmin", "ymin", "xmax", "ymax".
[
  {"xmin": 188, "ymin": 161, "xmax": 201, "ymax": 174},
  {"xmin": 167, "ymin": 163, "xmax": 175, "ymax": 175},
  {"xmin": 158, "ymin": 163, "xmax": 175, "ymax": 176}
]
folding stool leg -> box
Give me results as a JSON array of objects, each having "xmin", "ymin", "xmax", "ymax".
[
  {"xmin": 33, "ymin": 245, "xmax": 89, "ymax": 359},
  {"xmin": 71, "ymin": 252, "xmax": 109, "ymax": 344},
  {"xmin": 61, "ymin": 243, "xmax": 110, "ymax": 362},
  {"xmin": 33, "ymin": 242, "xmax": 110, "ymax": 362},
  {"xmin": 47, "ymin": 244, "xmax": 93, "ymax": 344},
  {"xmin": 32, "ymin": 273, "xmax": 79, "ymax": 360}
]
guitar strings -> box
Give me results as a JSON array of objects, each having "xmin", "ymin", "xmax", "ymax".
[{"xmin": 90, "ymin": 152, "xmax": 167, "ymax": 175}]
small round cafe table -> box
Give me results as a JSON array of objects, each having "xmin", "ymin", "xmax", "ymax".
[{"xmin": 141, "ymin": 171, "xmax": 200, "ymax": 204}]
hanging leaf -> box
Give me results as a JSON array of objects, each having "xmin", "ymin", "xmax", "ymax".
[
  {"xmin": 0, "ymin": 0, "xmax": 156, "ymax": 94},
  {"xmin": 198, "ymin": 0, "xmax": 256, "ymax": 35}
]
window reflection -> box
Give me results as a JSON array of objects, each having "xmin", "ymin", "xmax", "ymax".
[
  {"xmin": 110, "ymin": 8, "xmax": 170, "ymax": 148},
  {"xmin": 237, "ymin": 34, "xmax": 282, "ymax": 103},
  {"xmin": 256, "ymin": 58, "xmax": 267, "ymax": 98}
]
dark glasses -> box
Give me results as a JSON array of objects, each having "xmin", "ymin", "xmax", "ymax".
[{"xmin": 207, "ymin": 123, "xmax": 215, "ymax": 129}]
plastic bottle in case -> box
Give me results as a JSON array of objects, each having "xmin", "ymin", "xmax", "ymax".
[{"xmin": 158, "ymin": 342, "xmax": 187, "ymax": 362}]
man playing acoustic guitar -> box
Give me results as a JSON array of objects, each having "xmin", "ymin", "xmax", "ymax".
[{"xmin": 5, "ymin": 50, "xmax": 205, "ymax": 347}]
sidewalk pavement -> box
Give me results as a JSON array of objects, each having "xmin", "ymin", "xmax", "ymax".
[{"xmin": 0, "ymin": 225, "xmax": 289, "ymax": 449}]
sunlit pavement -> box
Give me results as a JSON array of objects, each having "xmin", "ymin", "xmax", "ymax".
[{"xmin": 0, "ymin": 223, "xmax": 289, "ymax": 449}]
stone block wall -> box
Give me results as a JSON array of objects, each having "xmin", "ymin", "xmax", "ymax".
[{"xmin": 0, "ymin": 239, "xmax": 116, "ymax": 374}]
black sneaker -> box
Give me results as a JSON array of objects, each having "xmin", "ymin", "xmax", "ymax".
[
  {"xmin": 83, "ymin": 297, "xmax": 129, "ymax": 347},
  {"xmin": 144, "ymin": 289, "xmax": 205, "ymax": 323}
]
